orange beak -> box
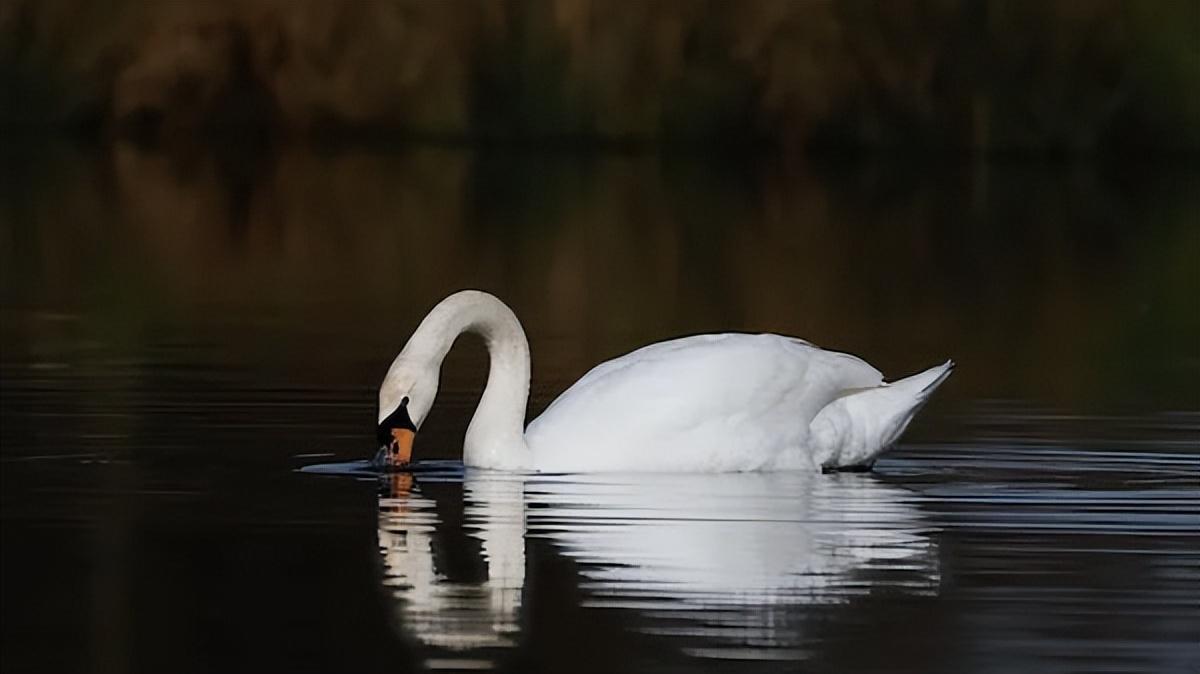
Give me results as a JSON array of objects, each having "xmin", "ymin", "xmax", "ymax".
[{"xmin": 389, "ymin": 427, "xmax": 415, "ymax": 466}]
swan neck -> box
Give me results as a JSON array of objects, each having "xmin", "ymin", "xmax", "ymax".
[{"xmin": 408, "ymin": 292, "xmax": 531, "ymax": 469}]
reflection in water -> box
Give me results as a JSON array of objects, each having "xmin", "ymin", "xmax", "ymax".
[
  {"xmin": 377, "ymin": 471, "xmax": 524, "ymax": 656},
  {"xmin": 5, "ymin": 143, "xmax": 1195, "ymax": 424},
  {"xmin": 377, "ymin": 466, "xmax": 938, "ymax": 665}
]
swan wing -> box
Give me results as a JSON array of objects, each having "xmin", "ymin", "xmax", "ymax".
[{"xmin": 525, "ymin": 334, "xmax": 882, "ymax": 472}]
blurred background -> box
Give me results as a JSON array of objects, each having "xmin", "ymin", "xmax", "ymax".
[
  {"xmin": 2, "ymin": 2, "xmax": 1198, "ymax": 674},
  {"xmin": 2, "ymin": 0, "xmax": 1197, "ymax": 410},
  {"xmin": 2, "ymin": 0, "xmax": 1198, "ymax": 151}
]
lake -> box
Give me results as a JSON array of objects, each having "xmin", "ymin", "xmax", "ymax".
[{"xmin": 2, "ymin": 142, "xmax": 1197, "ymax": 673}]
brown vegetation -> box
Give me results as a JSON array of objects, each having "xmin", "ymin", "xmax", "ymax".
[{"xmin": 2, "ymin": 0, "xmax": 1197, "ymax": 152}]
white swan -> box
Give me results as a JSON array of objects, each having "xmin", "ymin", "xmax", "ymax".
[{"xmin": 376, "ymin": 290, "xmax": 952, "ymax": 472}]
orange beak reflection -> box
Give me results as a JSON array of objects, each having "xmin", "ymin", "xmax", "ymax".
[
  {"xmin": 387, "ymin": 472, "xmax": 414, "ymax": 497},
  {"xmin": 389, "ymin": 428, "xmax": 415, "ymax": 466}
]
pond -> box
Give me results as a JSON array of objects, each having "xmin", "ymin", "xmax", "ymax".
[{"xmin": 1, "ymin": 142, "xmax": 1197, "ymax": 673}]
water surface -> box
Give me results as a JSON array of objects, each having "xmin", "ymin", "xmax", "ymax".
[{"xmin": 2, "ymin": 143, "xmax": 1197, "ymax": 673}]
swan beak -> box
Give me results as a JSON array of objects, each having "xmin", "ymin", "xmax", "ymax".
[{"xmin": 388, "ymin": 428, "xmax": 415, "ymax": 466}]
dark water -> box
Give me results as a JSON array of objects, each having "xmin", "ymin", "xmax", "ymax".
[{"xmin": 2, "ymin": 143, "xmax": 1198, "ymax": 673}]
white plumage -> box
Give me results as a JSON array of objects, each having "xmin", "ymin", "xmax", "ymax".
[{"xmin": 378, "ymin": 290, "xmax": 952, "ymax": 472}]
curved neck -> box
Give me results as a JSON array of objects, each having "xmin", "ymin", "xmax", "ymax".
[{"xmin": 403, "ymin": 291, "xmax": 531, "ymax": 469}]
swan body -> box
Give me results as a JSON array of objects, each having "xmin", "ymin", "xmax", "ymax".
[{"xmin": 377, "ymin": 290, "xmax": 952, "ymax": 473}]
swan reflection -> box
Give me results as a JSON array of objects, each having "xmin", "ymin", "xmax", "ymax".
[
  {"xmin": 377, "ymin": 467, "xmax": 938, "ymax": 663},
  {"xmin": 376, "ymin": 472, "xmax": 524, "ymax": 653}
]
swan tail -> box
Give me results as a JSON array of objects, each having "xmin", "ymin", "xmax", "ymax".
[
  {"xmin": 810, "ymin": 360, "xmax": 954, "ymax": 469},
  {"xmin": 889, "ymin": 359, "xmax": 955, "ymax": 400},
  {"xmin": 869, "ymin": 359, "xmax": 956, "ymax": 445}
]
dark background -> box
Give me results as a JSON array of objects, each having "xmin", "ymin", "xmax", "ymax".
[{"xmin": 3, "ymin": 0, "xmax": 1197, "ymax": 154}]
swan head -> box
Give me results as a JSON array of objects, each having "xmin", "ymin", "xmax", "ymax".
[{"xmin": 376, "ymin": 359, "xmax": 440, "ymax": 468}]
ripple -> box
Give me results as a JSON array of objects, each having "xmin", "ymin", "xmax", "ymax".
[
  {"xmin": 363, "ymin": 467, "xmax": 939, "ymax": 664},
  {"xmin": 281, "ymin": 434, "xmax": 1200, "ymax": 671}
]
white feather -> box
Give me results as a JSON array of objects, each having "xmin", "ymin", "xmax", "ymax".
[{"xmin": 379, "ymin": 291, "xmax": 952, "ymax": 472}]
